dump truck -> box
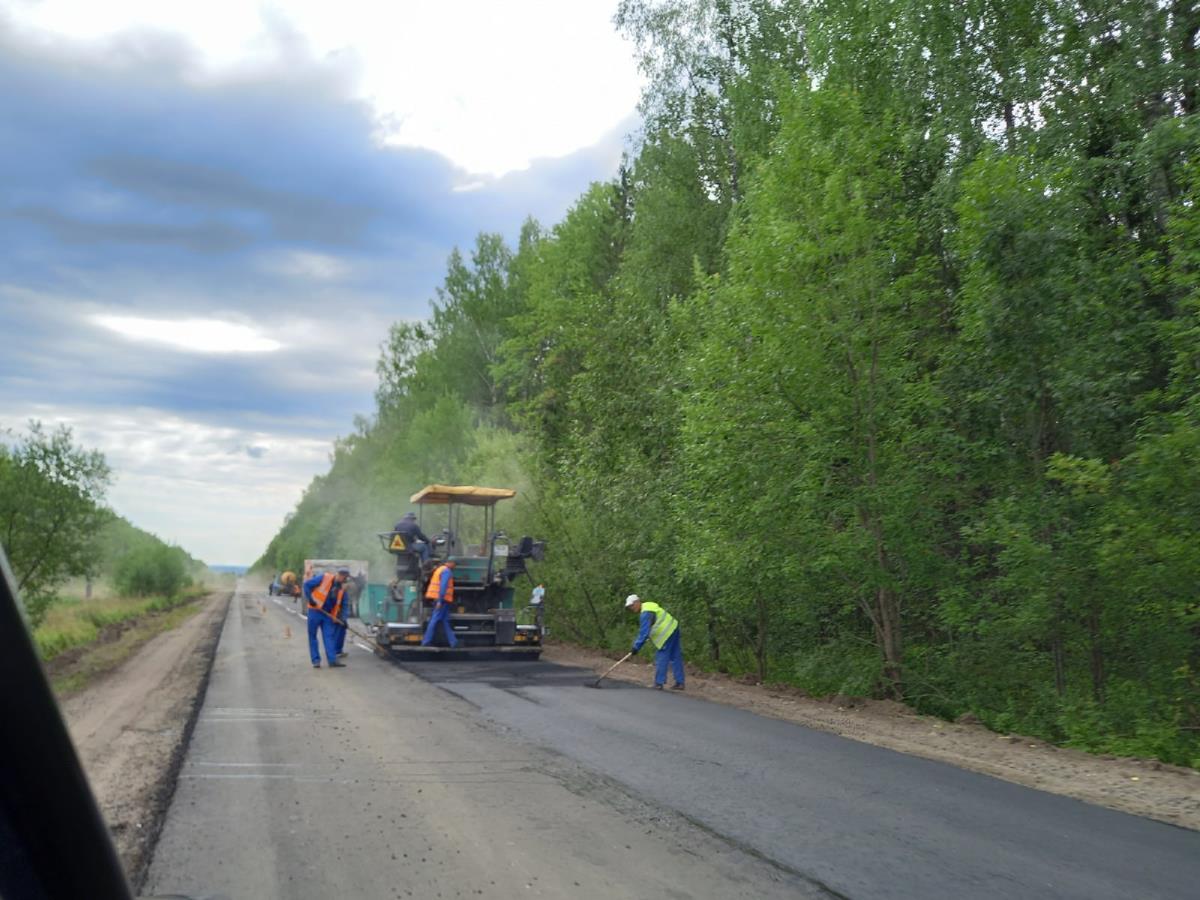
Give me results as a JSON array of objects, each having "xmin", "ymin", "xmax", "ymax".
[
  {"xmin": 268, "ymin": 570, "xmax": 301, "ymax": 599},
  {"xmin": 362, "ymin": 484, "xmax": 546, "ymax": 660}
]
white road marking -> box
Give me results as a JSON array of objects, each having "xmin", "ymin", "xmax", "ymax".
[
  {"xmin": 205, "ymin": 708, "xmax": 302, "ymax": 716},
  {"xmin": 191, "ymin": 762, "xmax": 302, "ymax": 768},
  {"xmin": 179, "ymin": 773, "xmax": 355, "ymax": 783},
  {"xmin": 267, "ymin": 593, "xmax": 378, "ymax": 654},
  {"xmin": 178, "ymin": 772, "xmax": 552, "ymax": 784},
  {"xmin": 268, "ymin": 595, "xmax": 304, "ymax": 618}
]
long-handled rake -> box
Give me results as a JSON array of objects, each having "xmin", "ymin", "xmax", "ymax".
[{"xmin": 587, "ymin": 651, "xmax": 633, "ymax": 689}]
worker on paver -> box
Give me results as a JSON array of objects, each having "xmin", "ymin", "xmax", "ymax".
[
  {"xmin": 393, "ymin": 511, "xmax": 432, "ymax": 564},
  {"xmin": 303, "ymin": 567, "xmax": 350, "ymax": 668},
  {"xmin": 420, "ymin": 558, "xmax": 458, "ymax": 648},
  {"xmin": 626, "ymin": 594, "xmax": 684, "ymax": 690}
]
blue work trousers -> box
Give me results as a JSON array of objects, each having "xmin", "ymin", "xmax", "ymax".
[
  {"xmin": 334, "ymin": 618, "xmax": 347, "ymax": 656},
  {"xmin": 655, "ymin": 629, "xmax": 685, "ymax": 687},
  {"xmin": 307, "ymin": 609, "xmax": 338, "ymax": 664},
  {"xmin": 421, "ymin": 601, "xmax": 459, "ymax": 647}
]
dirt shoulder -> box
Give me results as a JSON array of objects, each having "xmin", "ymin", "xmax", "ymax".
[
  {"xmin": 57, "ymin": 589, "xmax": 230, "ymax": 888},
  {"xmin": 46, "ymin": 592, "xmax": 207, "ymax": 697},
  {"xmin": 543, "ymin": 642, "xmax": 1200, "ymax": 831}
]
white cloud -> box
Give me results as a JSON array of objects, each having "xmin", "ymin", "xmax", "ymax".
[
  {"xmin": 92, "ymin": 314, "xmax": 283, "ymax": 353},
  {"xmin": 0, "ymin": 402, "xmax": 334, "ymax": 564},
  {"xmin": 264, "ymin": 250, "xmax": 353, "ymax": 281},
  {"xmin": 1, "ymin": 0, "xmax": 643, "ymax": 177}
]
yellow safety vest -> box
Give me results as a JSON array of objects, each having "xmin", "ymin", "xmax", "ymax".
[{"xmin": 639, "ymin": 601, "xmax": 678, "ymax": 649}]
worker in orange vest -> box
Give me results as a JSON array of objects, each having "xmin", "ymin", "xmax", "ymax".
[
  {"xmin": 420, "ymin": 558, "xmax": 458, "ymax": 648},
  {"xmin": 303, "ymin": 567, "xmax": 350, "ymax": 668}
]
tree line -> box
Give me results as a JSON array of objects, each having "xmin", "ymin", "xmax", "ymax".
[
  {"xmin": 1, "ymin": 421, "xmax": 203, "ymax": 625},
  {"xmin": 257, "ymin": 0, "xmax": 1200, "ymax": 766}
]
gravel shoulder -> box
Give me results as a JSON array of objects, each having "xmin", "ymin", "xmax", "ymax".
[
  {"xmin": 56, "ymin": 589, "xmax": 231, "ymax": 887},
  {"xmin": 542, "ymin": 642, "xmax": 1200, "ymax": 831}
]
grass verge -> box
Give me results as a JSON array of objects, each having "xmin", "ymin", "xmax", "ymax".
[
  {"xmin": 35, "ymin": 586, "xmax": 207, "ymax": 660},
  {"xmin": 37, "ymin": 587, "xmax": 210, "ymax": 697}
]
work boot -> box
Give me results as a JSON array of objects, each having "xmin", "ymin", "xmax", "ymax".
[
  {"xmin": 328, "ymin": 661, "xmax": 346, "ymax": 668},
  {"xmin": 671, "ymin": 683, "xmax": 685, "ymax": 691}
]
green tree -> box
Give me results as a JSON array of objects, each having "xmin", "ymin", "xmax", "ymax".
[
  {"xmin": 680, "ymin": 87, "xmax": 956, "ymax": 694},
  {"xmin": 0, "ymin": 422, "xmax": 111, "ymax": 624},
  {"xmin": 112, "ymin": 541, "xmax": 190, "ymax": 597}
]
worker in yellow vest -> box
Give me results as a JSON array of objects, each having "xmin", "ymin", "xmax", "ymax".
[
  {"xmin": 421, "ymin": 558, "xmax": 459, "ymax": 648},
  {"xmin": 626, "ymin": 594, "xmax": 684, "ymax": 690}
]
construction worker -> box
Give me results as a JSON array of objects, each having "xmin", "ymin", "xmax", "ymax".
[
  {"xmin": 303, "ymin": 567, "xmax": 350, "ymax": 668},
  {"xmin": 393, "ymin": 511, "xmax": 432, "ymax": 564},
  {"xmin": 331, "ymin": 568, "xmax": 353, "ymax": 659},
  {"xmin": 420, "ymin": 558, "xmax": 458, "ymax": 648},
  {"xmin": 626, "ymin": 594, "xmax": 684, "ymax": 690},
  {"xmin": 332, "ymin": 571, "xmax": 366, "ymax": 659}
]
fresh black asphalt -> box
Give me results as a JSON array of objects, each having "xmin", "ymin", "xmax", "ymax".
[
  {"xmin": 144, "ymin": 593, "xmax": 822, "ymax": 899},
  {"xmin": 401, "ymin": 657, "xmax": 1200, "ymax": 900}
]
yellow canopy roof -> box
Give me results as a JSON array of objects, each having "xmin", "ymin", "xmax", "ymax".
[{"xmin": 410, "ymin": 484, "xmax": 517, "ymax": 507}]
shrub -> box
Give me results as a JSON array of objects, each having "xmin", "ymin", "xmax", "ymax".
[{"xmin": 112, "ymin": 544, "xmax": 189, "ymax": 597}]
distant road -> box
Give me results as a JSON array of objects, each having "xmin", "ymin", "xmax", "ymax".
[{"xmin": 145, "ymin": 581, "xmax": 1200, "ymax": 899}]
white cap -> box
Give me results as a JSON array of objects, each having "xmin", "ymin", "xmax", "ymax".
[{"xmin": 624, "ymin": 594, "xmax": 640, "ymax": 608}]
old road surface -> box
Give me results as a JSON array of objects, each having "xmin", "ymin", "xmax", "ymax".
[{"xmin": 144, "ymin": 581, "xmax": 1200, "ymax": 899}]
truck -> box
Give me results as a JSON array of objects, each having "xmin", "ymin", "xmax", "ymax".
[{"xmin": 361, "ymin": 484, "xmax": 546, "ymax": 660}]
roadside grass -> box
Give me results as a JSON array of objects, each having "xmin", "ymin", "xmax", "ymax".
[
  {"xmin": 35, "ymin": 585, "xmax": 208, "ymax": 663},
  {"xmin": 48, "ymin": 599, "xmax": 208, "ymax": 697}
]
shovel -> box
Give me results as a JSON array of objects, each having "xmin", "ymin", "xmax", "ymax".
[
  {"xmin": 587, "ymin": 651, "xmax": 633, "ymax": 689},
  {"xmin": 309, "ymin": 606, "xmax": 373, "ymax": 645}
]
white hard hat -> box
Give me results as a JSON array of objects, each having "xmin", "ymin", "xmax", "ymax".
[{"xmin": 624, "ymin": 594, "xmax": 640, "ymax": 608}]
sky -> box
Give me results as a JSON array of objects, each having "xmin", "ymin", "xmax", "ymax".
[{"xmin": 0, "ymin": 1, "xmax": 643, "ymax": 566}]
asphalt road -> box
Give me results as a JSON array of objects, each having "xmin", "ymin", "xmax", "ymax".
[
  {"xmin": 412, "ymin": 659, "xmax": 1200, "ymax": 899},
  {"xmin": 145, "ymin": 583, "xmax": 1200, "ymax": 899},
  {"xmin": 143, "ymin": 585, "xmax": 822, "ymax": 899}
]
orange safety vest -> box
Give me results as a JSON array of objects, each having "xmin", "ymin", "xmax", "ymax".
[
  {"xmin": 424, "ymin": 564, "xmax": 454, "ymax": 603},
  {"xmin": 309, "ymin": 572, "xmax": 344, "ymax": 620}
]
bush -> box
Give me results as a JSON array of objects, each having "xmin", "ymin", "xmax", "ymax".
[
  {"xmin": 791, "ymin": 642, "xmax": 881, "ymax": 698},
  {"xmin": 112, "ymin": 544, "xmax": 189, "ymax": 597}
]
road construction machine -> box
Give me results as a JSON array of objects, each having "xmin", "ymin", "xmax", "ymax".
[
  {"xmin": 362, "ymin": 484, "xmax": 546, "ymax": 660},
  {"xmin": 268, "ymin": 570, "xmax": 301, "ymax": 600}
]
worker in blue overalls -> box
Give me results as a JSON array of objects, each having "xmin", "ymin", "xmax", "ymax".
[
  {"xmin": 303, "ymin": 567, "xmax": 350, "ymax": 668},
  {"xmin": 333, "ymin": 572, "xmax": 364, "ymax": 660},
  {"xmin": 420, "ymin": 558, "xmax": 459, "ymax": 647},
  {"xmin": 626, "ymin": 594, "xmax": 685, "ymax": 690},
  {"xmin": 332, "ymin": 574, "xmax": 349, "ymax": 660}
]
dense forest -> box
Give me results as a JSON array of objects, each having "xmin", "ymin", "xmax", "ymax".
[{"xmin": 256, "ymin": 0, "xmax": 1200, "ymax": 766}]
